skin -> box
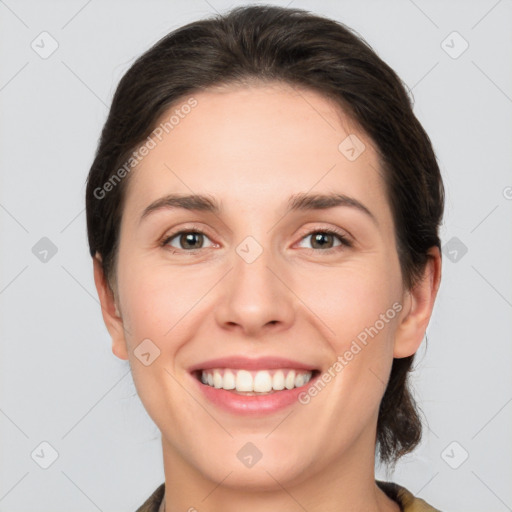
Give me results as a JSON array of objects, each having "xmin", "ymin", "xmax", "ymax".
[{"xmin": 94, "ymin": 82, "xmax": 441, "ymax": 512}]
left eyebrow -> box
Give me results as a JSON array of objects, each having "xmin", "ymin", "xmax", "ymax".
[
  {"xmin": 139, "ymin": 191, "xmax": 378, "ymax": 227},
  {"xmin": 287, "ymin": 192, "xmax": 378, "ymax": 227}
]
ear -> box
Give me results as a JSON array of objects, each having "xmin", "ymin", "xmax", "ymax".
[
  {"xmin": 92, "ymin": 254, "xmax": 129, "ymax": 360},
  {"xmin": 393, "ymin": 246, "xmax": 442, "ymax": 358}
]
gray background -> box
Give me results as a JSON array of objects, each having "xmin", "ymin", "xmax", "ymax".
[{"xmin": 1, "ymin": 0, "xmax": 511, "ymax": 511}]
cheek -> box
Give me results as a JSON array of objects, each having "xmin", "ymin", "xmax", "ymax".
[
  {"xmin": 116, "ymin": 256, "xmax": 211, "ymax": 346},
  {"xmin": 115, "ymin": 261, "xmax": 206, "ymax": 424},
  {"xmin": 291, "ymin": 259, "xmax": 401, "ymax": 409},
  {"xmin": 292, "ymin": 257, "xmax": 402, "ymax": 346}
]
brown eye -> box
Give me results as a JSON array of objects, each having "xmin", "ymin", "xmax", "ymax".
[
  {"xmin": 297, "ymin": 229, "xmax": 352, "ymax": 251},
  {"xmin": 164, "ymin": 231, "xmax": 214, "ymax": 251},
  {"xmin": 310, "ymin": 232, "xmax": 336, "ymax": 249}
]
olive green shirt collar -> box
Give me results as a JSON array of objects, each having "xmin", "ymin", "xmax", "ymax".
[{"xmin": 136, "ymin": 481, "xmax": 441, "ymax": 512}]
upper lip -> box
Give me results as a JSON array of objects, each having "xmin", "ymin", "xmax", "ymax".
[{"xmin": 188, "ymin": 356, "xmax": 319, "ymax": 373}]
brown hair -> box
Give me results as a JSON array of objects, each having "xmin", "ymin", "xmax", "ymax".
[{"xmin": 86, "ymin": 4, "xmax": 444, "ymax": 465}]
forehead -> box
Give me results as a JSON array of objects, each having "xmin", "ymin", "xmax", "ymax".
[{"xmin": 124, "ymin": 82, "xmax": 391, "ymax": 229}]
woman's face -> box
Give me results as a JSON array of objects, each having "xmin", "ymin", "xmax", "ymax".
[{"xmin": 100, "ymin": 82, "xmax": 426, "ymax": 489}]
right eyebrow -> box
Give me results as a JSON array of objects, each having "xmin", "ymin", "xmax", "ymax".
[{"xmin": 139, "ymin": 193, "xmax": 221, "ymax": 224}]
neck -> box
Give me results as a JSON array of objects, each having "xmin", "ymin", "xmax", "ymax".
[{"xmin": 159, "ymin": 423, "xmax": 399, "ymax": 512}]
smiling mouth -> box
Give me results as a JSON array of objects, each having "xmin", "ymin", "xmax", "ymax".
[{"xmin": 192, "ymin": 368, "xmax": 321, "ymax": 395}]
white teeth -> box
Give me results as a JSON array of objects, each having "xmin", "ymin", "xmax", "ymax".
[
  {"xmin": 285, "ymin": 370, "xmax": 296, "ymax": 390},
  {"xmin": 272, "ymin": 370, "xmax": 285, "ymax": 390},
  {"xmin": 213, "ymin": 370, "xmax": 223, "ymax": 389},
  {"xmin": 199, "ymin": 368, "xmax": 314, "ymax": 393},
  {"xmin": 254, "ymin": 371, "xmax": 273, "ymax": 392},
  {"xmin": 236, "ymin": 370, "xmax": 253, "ymax": 392},
  {"xmin": 223, "ymin": 370, "xmax": 235, "ymax": 390}
]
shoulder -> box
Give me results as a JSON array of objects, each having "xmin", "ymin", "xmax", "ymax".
[
  {"xmin": 377, "ymin": 480, "xmax": 442, "ymax": 512},
  {"xmin": 135, "ymin": 483, "xmax": 165, "ymax": 512}
]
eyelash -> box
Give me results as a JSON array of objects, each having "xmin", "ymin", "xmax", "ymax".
[{"xmin": 160, "ymin": 226, "xmax": 353, "ymax": 254}]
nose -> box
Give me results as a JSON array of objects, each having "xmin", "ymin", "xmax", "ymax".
[{"xmin": 214, "ymin": 246, "xmax": 296, "ymax": 337}]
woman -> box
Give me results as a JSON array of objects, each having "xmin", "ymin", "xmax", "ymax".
[{"xmin": 86, "ymin": 5, "xmax": 443, "ymax": 511}]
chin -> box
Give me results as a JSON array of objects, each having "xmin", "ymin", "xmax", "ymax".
[{"xmin": 195, "ymin": 450, "xmax": 316, "ymax": 491}]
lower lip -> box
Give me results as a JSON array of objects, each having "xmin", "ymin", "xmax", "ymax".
[{"xmin": 190, "ymin": 371, "xmax": 319, "ymax": 416}]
